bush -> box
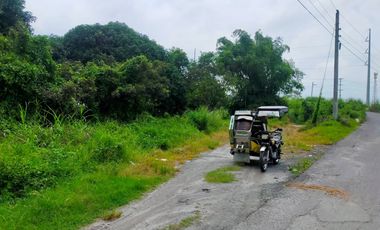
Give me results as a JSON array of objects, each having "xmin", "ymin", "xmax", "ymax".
[
  {"xmin": 286, "ymin": 97, "xmax": 366, "ymax": 124},
  {"xmin": 185, "ymin": 107, "xmax": 226, "ymax": 133},
  {"xmin": 370, "ymin": 102, "xmax": 380, "ymax": 112}
]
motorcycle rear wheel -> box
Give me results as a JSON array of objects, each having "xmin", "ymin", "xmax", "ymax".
[{"xmin": 260, "ymin": 149, "xmax": 269, "ymax": 172}]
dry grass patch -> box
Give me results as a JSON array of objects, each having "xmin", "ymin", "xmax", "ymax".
[
  {"xmin": 102, "ymin": 209, "xmax": 122, "ymax": 221},
  {"xmin": 287, "ymin": 183, "xmax": 349, "ymax": 200}
]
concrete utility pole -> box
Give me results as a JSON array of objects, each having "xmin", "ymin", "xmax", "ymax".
[
  {"xmin": 333, "ymin": 10, "xmax": 340, "ymax": 119},
  {"xmin": 366, "ymin": 29, "xmax": 371, "ymax": 106},
  {"xmin": 311, "ymin": 82, "xmax": 317, "ymax": 97},
  {"xmin": 339, "ymin": 78, "xmax": 343, "ymax": 99},
  {"xmin": 374, "ymin": 73, "xmax": 378, "ymax": 104}
]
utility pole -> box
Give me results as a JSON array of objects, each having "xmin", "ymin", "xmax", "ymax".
[
  {"xmin": 194, "ymin": 48, "xmax": 197, "ymax": 61},
  {"xmin": 311, "ymin": 82, "xmax": 317, "ymax": 97},
  {"xmin": 366, "ymin": 29, "xmax": 371, "ymax": 106},
  {"xmin": 333, "ymin": 10, "xmax": 340, "ymax": 119},
  {"xmin": 339, "ymin": 78, "xmax": 343, "ymax": 99},
  {"xmin": 374, "ymin": 72, "xmax": 378, "ymax": 104}
]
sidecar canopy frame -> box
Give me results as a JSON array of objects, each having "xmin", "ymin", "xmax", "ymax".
[{"xmin": 257, "ymin": 106, "xmax": 288, "ymax": 118}]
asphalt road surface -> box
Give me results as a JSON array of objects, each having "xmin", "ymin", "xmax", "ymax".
[{"xmin": 87, "ymin": 112, "xmax": 380, "ymax": 230}]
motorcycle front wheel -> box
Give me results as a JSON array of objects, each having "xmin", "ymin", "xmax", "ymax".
[
  {"xmin": 272, "ymin": 149, "xmax": 280, "ymax": 165},
  {"xmin": 260, "ymin": 149, "xmax": 269, "ymax": 172}
]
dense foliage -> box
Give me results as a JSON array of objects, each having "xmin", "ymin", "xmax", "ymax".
[
  {"xmin": 0, "ymin": 0, "xmax": 35, "ymax": 34},
  {"xmin": 0, "ymin": 2, "xmax": 303, "ymax": 121},
  {"xmin": 286, "ymin": 97, "xmax": 366, "ymax": 124},
  {"xmin": 52, "ymin": 22, "xmax": 167, "ymax": 63},
  {"xmin": 216, "ymin": 30, "xmax": 304, "ymax": 110}
]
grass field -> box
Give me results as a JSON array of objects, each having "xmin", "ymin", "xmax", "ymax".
[
  {"xmin": 0, "ymin": 108, "xmax": 228, "ymax": 229},
  {"xmin": 0, "ymin": 104, "xmax": 366, "ymax": 229}
]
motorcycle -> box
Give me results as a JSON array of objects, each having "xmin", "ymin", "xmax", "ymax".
[{"xmin": 229, "ymin": 106, "xmax": 287, "ymax": 172}]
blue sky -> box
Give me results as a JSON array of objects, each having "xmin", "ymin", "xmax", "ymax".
[{"xmin": 25, "ymin": 0, "xmax": 380, "ymax": 102}]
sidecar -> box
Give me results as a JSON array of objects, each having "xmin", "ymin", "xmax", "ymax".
[{"xmin": 229, "ymin": 106, "xmax": 288, "ymax": 168}]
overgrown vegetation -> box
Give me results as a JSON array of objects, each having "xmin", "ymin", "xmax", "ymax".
[
  {"xmin": 204, "ymin": 165, "xmax": 241, "ymax": 183},
  {"xmin": 0, "ymin": 1, "xmax": 370, "ymax": 229},
  {"xmin": 0, "ymin": 109, "xmax": 228, "ymax": 229},
  {"xmin": 369, "ymin": 102, "xmax": 380, "ymax": 112}
]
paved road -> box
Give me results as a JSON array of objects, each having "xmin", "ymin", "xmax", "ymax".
[
  {"xmin": 86, "ymin": 112, "xmax": 380, "ymax": 230},
  {"xmin": 234, "ymin": 112, "xmax": 380, "ymax": 230}
]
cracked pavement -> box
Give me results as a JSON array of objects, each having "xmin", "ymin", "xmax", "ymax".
[{"xmin": 86, "ymin": 112, "xmax": 380, "ymax": 230}]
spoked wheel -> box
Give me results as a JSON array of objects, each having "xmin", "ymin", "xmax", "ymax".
[{"xmin": 260, "ymin": 149, "xmax": 269, "ymax": 172}]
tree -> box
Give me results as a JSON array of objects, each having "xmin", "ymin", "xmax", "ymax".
[
  {"xmin": 93, "ymin": 56, "xmax": 169, "ymax": 120},
  {"xmin": 216, "ymin": 30, "xmax": 304, "ymax": 110},
  {"xmin": 0, "ymin": 0, "xmax": 35, "ymax": 34},
  {"xmin": 58, "ymin": 22, "xmax": 166, "ymax": 63},
  {"xmin": 186, "ymin": 52, "xmax": 228, "ymax": 109}
]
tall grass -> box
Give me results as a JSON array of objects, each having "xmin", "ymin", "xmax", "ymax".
[{"xmin": 0, "ymin": 108, "xmax": 228, "ymax": 229}]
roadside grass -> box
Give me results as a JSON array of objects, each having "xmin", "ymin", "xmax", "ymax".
[
  {"xmin": 0, "ymin": 108, "xmax": 228, "ymax": 230},
  {"xmin": 163, "ymin": 211, "xmax": 201, "ymax": 230},
  {"xmin": 271, "ymin": 119, "xmax": 361, "ymax": 154},
  {"xmin": 102, "ymin": 209, "xmax": 123, "ymax": 221},
  {"xmin": 270, "ymin": 116, "xmax": 362, "ymax": 176},
  {"xmin": 204, "ymin": 165, "xmax": 241, "ymax": 183},
  {"xmin": 288, "ymin": 156, "xmax": 320, "ymax": 176}
]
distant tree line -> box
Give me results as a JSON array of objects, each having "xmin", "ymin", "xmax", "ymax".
[{"xmin": 0, "ymin": 0, "xmax": 304, "ymax": 122}]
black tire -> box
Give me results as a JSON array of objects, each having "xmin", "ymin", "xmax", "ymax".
[
  {"xmin": 272, "ymin": 149, "xmax": 280, "ymax": 165},
  {"xmin": 260, "ymin": 149, "xmax": 269, "ymax": 172}
]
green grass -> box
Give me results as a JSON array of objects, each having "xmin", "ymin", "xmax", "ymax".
[
  {"xmin": 303, "ymin": 119, "xmax": 360, "ymax": 144},
  {"xmin": 163, "ymin": 211, "xmax": 201, "ymax": 230},
  {"xmin": 204, "ymin": 166, "xmax": 241, "ymax": 183},
  {"xmin": 289, "ymin": 157, "xmax": 316, "ymax": 176},
  {"xmin": 0, "ymin": 108, "xmax": 228, "ymax": 229}
]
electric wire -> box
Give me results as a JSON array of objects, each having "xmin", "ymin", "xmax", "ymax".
[
  {"xmin": 306, "ymin": 0, "xmax": 334, "ymax": 29},
  {"xmin": 297, "ymin": 0, "xmax": 380, "ymax": 76},
  {"xmin": 320, "ymin": 30, "xmax": 335, "ymax": 95},
  {"xmin": 296, "ymin": 0, "xmax": 333, "ymax": 35}
]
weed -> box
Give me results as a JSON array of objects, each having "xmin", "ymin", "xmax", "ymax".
[
  {"xmin": 205, "ymin": 166, "xmax": 241, "ymax": 183},
  {"xmin": 163, "ymin": 211, "xmax": 201, "ymax": 230},
  {"xmin": 102, "ymin": 209, "xmax": 122, "ymax": 221},
  {"xmin": 288, "ymin": 157, "xmax": 316, "ymax": 176},
  {"xmin": 18, "ymin": 103, "xmax": 28, "ymax": 125}
]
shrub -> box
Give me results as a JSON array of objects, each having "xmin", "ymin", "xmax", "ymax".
[{"xmin": 185, "ymin": 107, "xmax": 226, "ymax": 133}]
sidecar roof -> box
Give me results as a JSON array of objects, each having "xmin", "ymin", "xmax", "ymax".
[
  {"xmin": 257, "ymin": 106, "xmax": 288, "ymax": 118},
  {"xmin": 234, "ymin": 110, "xmax": 255, "ymax": 116}
]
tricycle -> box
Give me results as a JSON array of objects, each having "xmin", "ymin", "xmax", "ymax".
[{"xmin": 229, "ymin": 106, "xmax": 288, "ymax": 172}]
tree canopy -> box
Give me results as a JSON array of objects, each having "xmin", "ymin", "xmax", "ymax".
[
  {"xmin": 0, "ymin": 4, "xmax": 304, "ymax": 122},
  {"xmin": 52, "ymin": 22, "xmax": 167, "ymax": 64},
  {"xmin": 0, "ymin": 0, "xmax": 35, "ymax": 34},
  {"xmin": 216, "ymin": 30, "xmax": 304, "ymax": 110}
]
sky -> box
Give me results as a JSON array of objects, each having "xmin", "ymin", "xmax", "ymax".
[{"xmin": 25, "ymin": 0, "xmax": 380, "ymax": 102}]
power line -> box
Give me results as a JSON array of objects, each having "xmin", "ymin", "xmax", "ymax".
[
  {"xmin": 341, "ymin": 13, "xmax": 366, "ymax": 40},
  {"xmin": 341, "ymin": 43, "xmax": 366, "ymax": 63},
  {"xmin": 328, "ymin": 0, "xmax": 337, "ymax": 10},
  {"xmin": 296, "ymin": 0, "xmax": 380, "ymax": 79},
  {"xmin": 315, "ymin": 0, "xmax": 335, "ymax": 20},
  {"xmin": 340, "ymin": 36, "xmax": 366, "ymax": 58},
  {"xmin": 296, "ymin": 0, "xmax": 333, "ymax": 35},
  {"xmin": 306, "ymin": 0, "xmax": 334, "ymax": 29}
]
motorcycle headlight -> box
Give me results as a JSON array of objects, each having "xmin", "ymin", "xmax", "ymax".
[{"xmin": 261, "ymin": 134, "xmax": 269, "ymax": 140}]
